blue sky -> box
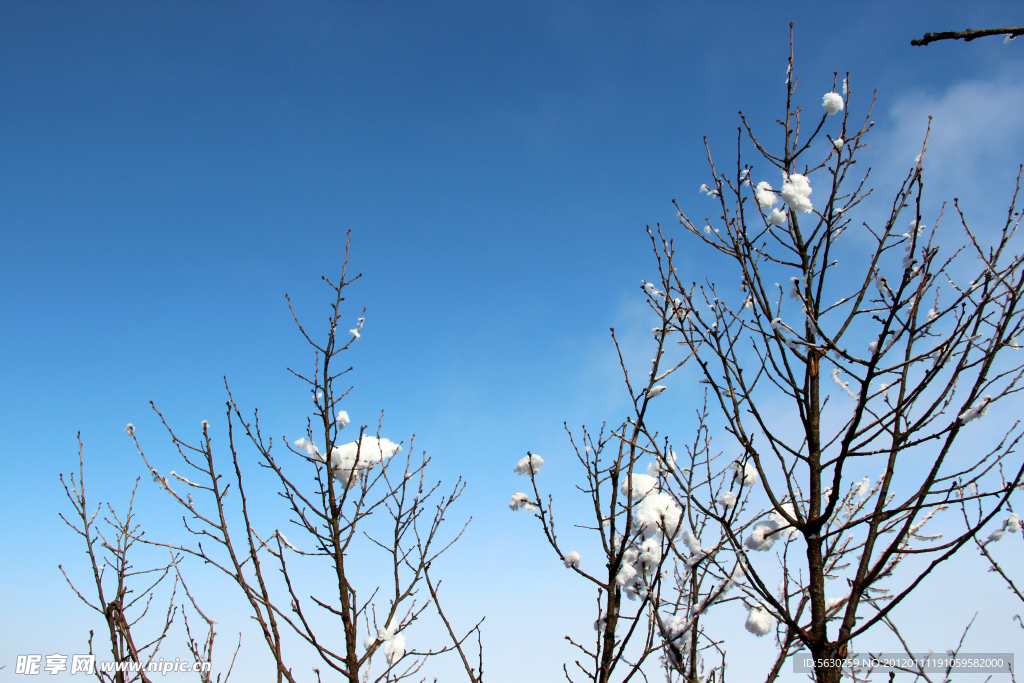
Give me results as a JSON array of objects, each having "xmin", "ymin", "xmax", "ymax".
[{"xmin": 2, "ymin": 2, "xmax": 1024, "ymax": 680}]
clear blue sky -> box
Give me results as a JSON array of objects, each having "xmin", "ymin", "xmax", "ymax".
[{"xmin": 2, "ymin": 2, "xmax": 1023, "ymax": 680}]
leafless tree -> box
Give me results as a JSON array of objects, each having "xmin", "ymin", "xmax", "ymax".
[
  {"xmin": 61, "ymin": 434, "xmax": 237, "ymax": 682},
  {"xmin": 127, "ymin": 232, "xmax": 483, "ymax": 683},
  {"xmin": 515, "ymin": 28, "xmax": 1024, "ymax": 683}
]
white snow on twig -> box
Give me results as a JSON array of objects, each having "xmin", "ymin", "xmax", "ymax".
[
  {"xmin": 731, "ymin": 461, "xmax": 759, "ymax": 487},
  {"xmin": 513, "ymin": 454, "xmax": 544, "ymax": 475},
  {"xmin": 768, "ymin": 208, "xmax": 787, "ymax": 225},
  {"xmin": 959, "ymin": 396, "xmax": 992, "ymax": 424},
  {"xmin": 382, "ymin": 633, "xmax": 405, "ymax": 665},
  {"xmin": 621, "ymin": 473, "xmax": 659, "ymax": 501},
  {"xmin": 170, "ymin": 471, "xmax": 199, "ymax": 488},
  {"xmin": 745, "ymin": 519, "xmax": 780, "ymax": 551},
  {"xmin": 634, "ymin": 492, "xmax": 683, "ymax": 539},
  {"xmin": 822, "ymin": 92, "xmax": 844, "ymax": 115},
  {"xmin": 745, "ymin": 603, "xmax": 777, "ymax": 636},
  {"xmin": 276, "ymin": 530, "xmax": 300, "ymax": 553},
  {"xmin": 755, "ymin": 182, "xmax": 778, "ymax": 211},
  {"xmin": 509, "ymin": 492, "xmax": 537, "ymax": 511},
  {"xmin": 349, "ymin": 316, "xmax": 364, "ymax": 339},
  {"xmin": 781, "ymin": 173, "xmax": 813, "ymax": 214},
  {"xmin": 647, "ymin": 385, "xmax": 667, "ymax": 398},
  {"xmin": 830, "ymin": 368, "xmax": 858, "ymax": 400}
]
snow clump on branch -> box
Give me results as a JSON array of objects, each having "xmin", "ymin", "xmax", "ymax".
[
  {"xmin": 647, "ymin": 450, "xmax": 677, "ymax": 477},
  {"xmin": 328, "ymin": 436, "xmax": 402, "ymax": 489},
  {"xmin": 295, "ymin": 433, "xmax": 401, "ymax": 489},
  {"xmin": 509, "ymin": 492, "xmax": 537, "ymax": 511},
  {"xmin": 769, "ymin": 503, "xmax": 800, "ymax": 539},
  {"xmin": 621, "ymin": 473, "xmax": 659, "ymax": 501},
  {"xmin": 781, "ymin": 173, "xmax": 814, "ymax": 214},
  {"xmin": 959, "ymin": 396, "xmax": 992, "ymax": 424},
  {"xmin": 381, "ymin": 633, "xmax": 406, "ymax": 665},
  {"xmin": 745, "ymin": 603, "xmax": 777, "ymax": 637},
  {"xmin": 745, "ymin": 519, "xmax": 781, "ymax": 551},
  {"xmin": 985, "ymin": 513, "xmax": 1021, "ymax": 544},
  {"xmin": 563, "ymin": 551, "xmax": 581, "ymax": 569},
  {"xmin": 633, "ymin": 492, "xmax": 683, "ymax": 539},
  {"xmin": 731, "ymin": 460, "xmax": 759, "ymax": 487},
  {"xmin": 754, "ymin": 181, "xmax": 778, "ymax": 211},
  {"xmin": 822, "ymin": 92, "xmax": 844, "ymax": 115},
  {"xmin": 294, "ymin": 437, "xmax": 321, "ymax": 457},
  {"xmin": 513, "ymin": 454, "xmax": 544, "ymax": 475}
]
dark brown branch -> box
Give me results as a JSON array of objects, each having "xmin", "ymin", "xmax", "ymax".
[{"xmin": 911, "ymin": 26, "xmax": 1024, "ymax": 46}]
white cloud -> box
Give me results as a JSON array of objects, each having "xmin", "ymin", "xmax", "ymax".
[{"xmin": 874, "ymin": 69, "xmax": 1024, "ymax": 226}]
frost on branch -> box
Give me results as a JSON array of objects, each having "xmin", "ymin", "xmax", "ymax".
[{"xmin": 513, "ymin": 453, "xmax": 544, "ymax": 475}]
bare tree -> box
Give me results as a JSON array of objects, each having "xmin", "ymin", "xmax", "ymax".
[
  {"xmin": 514, "ymin": 27, "xmax": 1024, "ymax": 683},
  {"xmin": 61, "ymin": 434, "xmax": 236, "ymax": 682},
  {"xmin": 127, "ymin": 232, "xmax": 483, "ymax": 683},
  {"xmin": 911, "ymin": 27, "xmax": 1024, "ymax": 47}
]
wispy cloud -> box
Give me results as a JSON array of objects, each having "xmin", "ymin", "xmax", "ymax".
[{"xmin": 872, "ymin": 67, "xmax": 1024, "ymax": 227}]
